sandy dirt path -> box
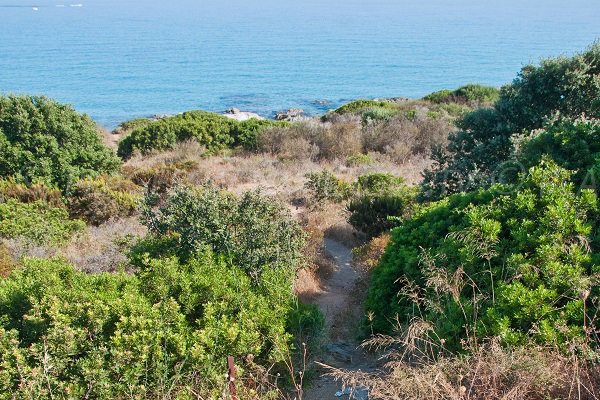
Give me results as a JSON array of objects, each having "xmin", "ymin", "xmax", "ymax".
[{"xmin": 303, "ymin": 239, "xmax": 373, "ymax": 400}]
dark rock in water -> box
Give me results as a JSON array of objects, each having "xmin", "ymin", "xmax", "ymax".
[{"xmin": 275, "ymin": 108, "xmax": 306, "ymax": 121}]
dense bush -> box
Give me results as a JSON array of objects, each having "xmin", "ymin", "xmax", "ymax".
[
  {"xmin": 368, "ymin": 161, "xmax": 599, "ymax": 348},
  {"xmin": 0, "ymin": 253, "xmax": 295, "ymax": 398},
  {"xmin": 422, "ymin": 42, "xmax": 600, "ymax": 200},
  {"xmin": 334, "ymin": 99, "xmax": 398, "ymax": 115},
  {"xmin": 117, "ymin": 111, "xmax": 236, "ymax": 158},
  {"xmin": 347, "ymin": 173, "xmax": 417, "ymax": 239},
  {"xmin": 304, "ymin": 170, "xmax": 351, "ymax": 203},
  {"xmin": 68, "ymin": 176, "xmax": 141, "ymax": 225},
  {"xmin": 140, "ymin": 185, "xmax": 306, "ymax": 280},
  {"xmin": 424, "ymin": 84, "xmax": 500, "ymax": 105},
  {"xmin": 516, "ymin": 117, "xmax": 600, "ymax": 190},
  {"xmin": 117, "ymin": 111, "xmax": 284, "ymax": 158},
  {"xmin": 0, "ymin": 199, "xmax": 85, "ymax": 245},
  {"xmin": 0, "ymin": 95, "xmax": 120, "ymax": 193}
]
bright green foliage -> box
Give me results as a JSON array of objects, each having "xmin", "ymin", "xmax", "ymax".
[
  {"xmin": 517, "ymin": 118, "xmax": 600, "ymax": 190},
  {"xmin": 117, "ymin": 111, "xmax": 236, "ymax": 158},
  {"xmin": 347, "ymin": 173, "xmax": 417, "ymax": 239},
  {"xmin": 422, "ymin": 42, "xmax": 600, "ymax": 200},
  {"xmin": 0, "ymin": 253, "xmax": 293, "ymax": 398},
  {"xmin": 117, "ymin": 111, "xmax": 285, "ymax": 158},
  {"xmin": 68, "ymin": 176, "xmax": 142, "ymax": 225},
  {"xmin": 424, "ymin": 84, "xmax": 500, "ymax": 105},
  {"xmin": 0, "ymin": 199, "xmax": 85, "ymax": 245},
  {"xmin": 304, "ymin": 170, "xmax": 351, "ymax": 203},
  {"xmin": 0, "ymin": 95, "xmax": 120, "ymax": 193},
  {"xmin": 141, "ymin": 185, "xmax": 306, "ymax": 280},
  {"xmin": 368, "ymin": 162, "xmax": 599, "ymax": 348},
  {"xmin": 334, "ymin": 99, "xmax": 398, "ymax": 115}
]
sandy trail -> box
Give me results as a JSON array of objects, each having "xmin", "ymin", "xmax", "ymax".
[{"xmin": 303, "ymin": 239, "xmax": 373, "ymax": 400}]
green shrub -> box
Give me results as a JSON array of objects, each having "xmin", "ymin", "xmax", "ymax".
[
  {"xmin": 0, "ymin": 95, "xmax": 120, "ymax": 193},
  {"xmin": 334, "ymin": 99, "xmax": 397, "ymax": 115},
  {"xmin": 140, "ymin": 185, "xmax": 306, "ymax": 279},
  {"xmin": 517, "ymin": 118, "xmax": 600, "ymax": 190},
  {"xmin": 423, "ymin": 84, "xmax": 499, "ymax": 105},
  {"xmin": 346, "ymin": 153, "xmax": 374, "ymax": 167},
  {"xmin": 112, "ymin": 117, "xmax": 153, "ymax": 135},
  {"xmin": 232, "ymin": 118, "xmax": 288, "ymax": 150},
  {"xmin": 117, "ymin": 111, "xmax": 236, "ymax": 158},
  {"xmin": 423, "ymin": 89, "xmax": 454, "ymax": 104},
  {"xmin": 361, "ymin": 106, "xmax": 399, "ymax": 123},
  {"xmin": 368, "ymin": 161, "xmax": 599, "ymax": 349},
  {"xmin": 347, "ymin": 173, "xmax": 417, "ymax": 238},
  {"xmin": 304, "ymin": 170, "xmax": 351, "ymax": 203},
  {"xmin": 423, "ymin": 42, "xmax": 600, "ymax": 200},
  {"xmin": 117, "ymin": 111, "xmax": 285, "ymax": 158},
  {"xmin": 0, "ymin": 254, "xmax": 294, "ymax": 398},
  {"xmin": 0, "ymin": 199, "xmax": 85, "ymax": 245},
  {"xmin": 68, "ymin": 176, "xmax": 141, "ymax": 225}
]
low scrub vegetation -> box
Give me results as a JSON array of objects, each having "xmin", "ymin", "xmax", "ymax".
[
  {"xmin": 117, "ymin": 111, "xmax": 286, "ymax": 158},
  {"xmin": 0, "ymin": 199, "xmax": 85, "ymax": 245}
]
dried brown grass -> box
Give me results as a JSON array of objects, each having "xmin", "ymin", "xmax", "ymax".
[{"xmin": 321, "ymin": 338, "xmax": 600, "ymax": 400}]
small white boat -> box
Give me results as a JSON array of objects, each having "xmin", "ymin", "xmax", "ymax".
[{"xmin": 32, "ymin": 7, "xmax": 38, "ymax": 10}]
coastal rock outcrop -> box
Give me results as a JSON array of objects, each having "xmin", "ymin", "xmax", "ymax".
[{"xmin": 222, "ymin": 108, "xmax": 264, "ymax": 121}]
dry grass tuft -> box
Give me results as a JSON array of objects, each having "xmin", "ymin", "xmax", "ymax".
[{"xmin": 321, "ymin": 335, "xmax": 600, "ymax": 400}]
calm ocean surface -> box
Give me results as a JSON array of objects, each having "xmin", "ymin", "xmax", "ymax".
[{"xmin": 1, "ymin": 0, "xmax": 599, "ymax": 128}]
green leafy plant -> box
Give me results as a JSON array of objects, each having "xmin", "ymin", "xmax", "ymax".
[
  {"xmin": 422, "ymin": 42, "xmax": 600, "ymax": 201},
  {"xmin": 0, "ymin": 199, "xmax": 85, "ymax": 245},
  {"xmin": 140, "ymin": 184, "xmax": 307, "ymax": 280},
  {"xmin": 368, "ymin": 161, "xmax": 599, "ymax": 349},
  {"xmin": 347, "ymin": 173, "xmax": 417, "ymax": 239},
  {"xmin": 304, "ymin": 170, "xmax": 352, "ymax": 203},
  {"xmin": 0, "ymin": 95, "xmax": 120, "ymax": 193}
]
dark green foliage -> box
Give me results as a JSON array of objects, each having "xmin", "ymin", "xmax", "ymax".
[
  {"xmin": 422, "ymin": 42, "xmax": 600, "ymax": 201},
  {"xmin": 68, "ymin": 176, "xmax": 141, "ymax": 225},
  {"xmin": 347, "ymin": 173, "xmax": 417, "ymax": 239},
  {"xmin": 141, "ymin": 185, "xmax": 307, "ymax": 280},
  {"xmin": 368, "ymin": 162, "xmax": 599, "ymax": 348},
  {"xmin": 0, "ymin": 199, "xmax": 84, "ymax": 245},
  {"xmin": 0, "ymin": 95, "xmax": 120, "ymax": 193},
  {"xmin": 117, "ymin": 111, "xmax": 285, "ymax": 158},
  {"xmin": 0, "ymin": 254, "xmax": 294, "ymax": 398},
  {"xmin": 424, "ymin": 84, "xmax": 500, "ymax": 105},
  {"xmin": 304, "ymin": 170, "xmax": 351, "ymax": 203}
]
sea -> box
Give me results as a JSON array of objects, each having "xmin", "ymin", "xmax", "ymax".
[{"xmin": 1, "ymin": 0, "xmax": 599, "ymax": 129}]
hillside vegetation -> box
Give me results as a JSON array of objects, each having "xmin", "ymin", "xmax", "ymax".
[{"xmin": 1, "ymin": 42, "xmax": 600, "ymax": 400}]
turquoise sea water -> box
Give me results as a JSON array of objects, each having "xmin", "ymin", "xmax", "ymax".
[{"xmin": 1, "ymin": 0, "xmax": 599, "ymax": 128}]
